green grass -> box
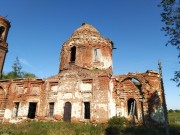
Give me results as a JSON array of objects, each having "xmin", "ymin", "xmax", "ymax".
[
  {"xmin": 0, "ymin": 114, "xmax": 180, "ymax": 135},
  {"xmin": 168, "ymin": 112, "xmax": 180, "ymax": 125},
  {"xmin": 0, "ymin": 121, "xmax": 106, "ymax": 135}
]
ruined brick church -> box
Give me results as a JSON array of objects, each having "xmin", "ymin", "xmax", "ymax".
[{"xmin": 0, "ymin": 16, "xmax": 165, "ymax": 124}]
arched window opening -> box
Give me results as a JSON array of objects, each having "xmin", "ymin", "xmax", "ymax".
[
  {"xmin": 70, "ymin": 46, "xmax": 76, "ymax": 62},
  {"xmin": 0, "ymin": 26, "xmax": 5, "ymax": 40},
  {"xmin": 131, "ymin": 78, "xmax": 142, "ymax": 90},
  {"xmin": 128, "ymin": 98, "xmax": 137, "ymax": 117}
]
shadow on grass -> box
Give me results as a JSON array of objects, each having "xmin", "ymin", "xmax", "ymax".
[{"xmin": 105, "ymin": 124, "xmax": 180, "ymax": 135}]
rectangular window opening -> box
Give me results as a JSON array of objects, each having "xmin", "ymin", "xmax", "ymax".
[
  {"xmin": 49, "ymin": 102, "xmax": 54, "ymax": 117},
  {"xmin": 94, "ymin": 48, "xmax": 100, "ymax": 61},
  {"xmin": 28, "ymin": 102, "xmax": 37, "ymax": 119},
  {"xmin": 14, "ymin": 102, "xmax": 19, "ymax": 117},
  {"xmin": 84, "ymin": 102, "xmax": 90, "ymax": 119}
]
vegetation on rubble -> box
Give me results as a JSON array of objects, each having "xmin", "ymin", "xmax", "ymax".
[{"xmin": 1, "ymin": 57, "xmax": 36, "ymax": 79}]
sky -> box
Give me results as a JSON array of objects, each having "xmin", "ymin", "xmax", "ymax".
[{"xmin": 0, "ymin": 0, "xmax": 179, "ymax": 109}]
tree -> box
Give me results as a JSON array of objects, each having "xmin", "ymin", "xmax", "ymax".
[
  {"xmin": 12, "ymin": 57, "xmax": 22, "ymax": 78},
  {"xmin": 168, "ymin": 109, "xmax": 174, "ymax": 113},
  {"xmin": 159, "ymin": 0, "xmax": 180, "ymax": 86},
  {"xmin": 22, "ymin": 72, "xmax": 36, "ymax": 78},
  {"xmin": 1, "ymin": 57, "xmax": 36, "ymax": 79}
]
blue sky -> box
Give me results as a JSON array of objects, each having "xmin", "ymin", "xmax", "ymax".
[{"xmin": 0, "ymin": 0, "xmax": 179, "ymax": 109}]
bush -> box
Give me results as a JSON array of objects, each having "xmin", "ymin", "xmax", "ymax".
[
  {"xmin": 169, "ymin": 109, "xmax": 174, "ymax": 113},
  {"xmin": 105, "ymin": 116, "xmax": 128, "ymax": 135},
  {"xmin": 174, "ymin": 110, "xmax": 180, "ymax": 113}
]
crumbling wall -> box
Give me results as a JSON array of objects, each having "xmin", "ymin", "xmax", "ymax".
[
  {"xmin": 59, "ymin": 23, "xmax": 113, "ymax": 73},
  {"xmin": 114, "ymin": 70, "xmax": 164, "ymax": 124},
  {"xmin": 46, "ymin": 69, "xmax": 111, "ymax": 123},
  {"xmin": 0, "ymin": 79, "xmax": 45, "ymax": 123}
]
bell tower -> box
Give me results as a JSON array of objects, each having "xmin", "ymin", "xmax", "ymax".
[
  {"xmin": 0, "ymin": 16, "xmax": 11, "ymax": 77},
  {"xmin": 59, "ymin": 23, "xmax": 113, "ymax": 73}
]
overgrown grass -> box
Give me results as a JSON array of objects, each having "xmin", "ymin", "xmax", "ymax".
[
  {"xmin": 168, "ymin": 111, "xmax": 180, "ymax": 125},
  {"xmin": 0, "ymin": 114, "xmax": 180, "ymax": 135},
  {"xmin": 0, "ymin": 121, "xmax": 106, "ymax": 135},
  {"xmin": 105, "ymin": 116, "xmax": 180, "ymax": 135}
]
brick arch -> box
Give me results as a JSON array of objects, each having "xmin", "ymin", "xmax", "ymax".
[{"xmin": 118, "ymin": 74, "xmax": 150, "ymax": 91}]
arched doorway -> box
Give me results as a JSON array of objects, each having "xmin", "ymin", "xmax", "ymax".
[
  {"xmin": 63, "ymin": 102, "xmax": 72, "ymax": 122},
  {"xmin": 127, "ymin": 98, "xmax": 137, "ymax": 118}
]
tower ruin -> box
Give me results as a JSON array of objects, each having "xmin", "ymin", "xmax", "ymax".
[{"xmin": 0, "ymin": 16, "xmax": 11, "ymax": 77}]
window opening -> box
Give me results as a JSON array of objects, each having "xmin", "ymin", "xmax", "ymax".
[
  {"xmin": 84, "ymin": 102, "xmax": 90, "ymax": 119},
  {"xmin": 28, "ymin": 102, "xmax": 37, "ymax": 119},
  {"xmin": 70, "ymin": 46, "xmax": 76, "ymax": 62},
  {"xmin": 132, "ymin": 78, "xmax": 141, "ymax": 89},
  {"xmin": 49, "ymin": 102, "xmax": 54, "ymax": 117},
  {"xmin": 0, "ymin": 26, "xmax": 5, "ymax": 40},
  {"xmin": 14, "ymin": 102, "xmax": 19, "ymax": 117},
  {"xmin": 94, "ymin": 48, "xmax": 99, "ymax": 61},
  {"xmin": 128, "ymin": 98, "xmax": 137, "ymax": 117}
]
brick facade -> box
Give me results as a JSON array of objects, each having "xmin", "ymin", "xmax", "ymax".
[{"xmin": 0, "ymin": 20, "xmax": 165, "ymax": 125}]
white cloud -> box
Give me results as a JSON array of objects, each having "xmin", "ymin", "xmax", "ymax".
[{"xmin": 19, "ymin": 57, "xmax": 33, "ymax": 68}]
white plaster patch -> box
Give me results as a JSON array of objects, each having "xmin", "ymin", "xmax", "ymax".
[
  {"xmin": 72, "ymin": 102, "xmax": 81, "ymax": 118},
  {"xmin": 4, "ymin": 109, "xmax": 12, "ymax": 119},
  {"xmin": 80, "ymin": 82, "xmax": 92, "ymax": 92},
  {"xmin": 51, "ymin": 85, "xmax": 58, "ymax": 92},
  {"xmin": 63, "ymin": 92, "xmax": 73, "ymax": 99},
  {"xmin": 82, "ymin": 93, "xmax": 92, "ymax": 99}
]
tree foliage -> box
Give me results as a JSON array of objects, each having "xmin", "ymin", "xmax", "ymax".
[
  {"xmin": 1, "ymin": 57, "xmax": 36, "ymax": 79},
  {"xmin": 159, "ymin": 0, "xmax": 180, "ymax": 86}
]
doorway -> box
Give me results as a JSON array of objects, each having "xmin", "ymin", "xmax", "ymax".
[
  {"xmin": 84, "ymin": 102, "xmax": 90, "ymax": 119},
  {"xmin": 49, "ymin": 102, "xmax": 54, "ymax": 118},
  {"xmin": 128, "ymin": 98, "xmax": 137, "ymax": 118},
  {"xmin": 63, "ymin": 102, "xmax": 72, "ymax": 122},
  {"xmin": 28, "ymin": 102, "xmax": 37, "ymax": 119}
]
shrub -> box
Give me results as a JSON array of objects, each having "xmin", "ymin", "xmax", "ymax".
[
  {"xmin": 168, "ymin": 109, "xmax": 174, "ymax": 113},
  {"xmin": 105, "ymin": 116, "xmax": 128, "ymax": 135},
  {"xmin": 174, "ymin": 110, "xmax": 180, "ymax": 113}
]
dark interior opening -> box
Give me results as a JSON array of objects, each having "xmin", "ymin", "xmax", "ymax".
[
  {"xmin": 49, "ymin": 102, "xmax": 54, "ymax": 117},
  {"xmin": 128, "ymin": 98, "xmax": 137, "ymax": 117},
  {"xmin": 63, "ymin": 102, "xmax": 72, "ymax": 122},
  {"xmin": 0, "ymin": 26, "xmax": 5, "ymax": 39},
  {"xmin": 28, "ymin": 102, "xmax": 37, "ymax": 119},
  {"xmin": 15, "ymin": 102, "xmax": 19, "ymax": 117},
  {"xmin": 84, "ymin": 102, "xmax": 90, "ymax": 119},
  {"xmin": 70, "ymin": 46, "xmax": 76, "ymax": 62}
]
